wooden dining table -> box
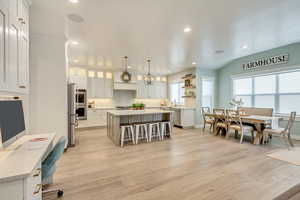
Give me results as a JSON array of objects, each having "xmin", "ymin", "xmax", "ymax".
[{"xmin": 205, "ymin": 113, "xmax": 283, "ymax": 145}]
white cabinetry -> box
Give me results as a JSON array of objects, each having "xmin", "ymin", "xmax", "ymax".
[
  {"xmin": 0, "ymin": 0, "xmax": 9, "ymax": 90},
  {"xmin": 0, "ymin": 162, "xmax": 42, "ymax": 200},
  {"xmin": 0, "ymin": 0, "xmax": 30, "ymax": 94},
  {"xmin": 173, "ymin": 108, "xmax": 195, "ymax": 128},
  {"xmin": 87, "ymin": 77, "xmax": 113, "ymax": 98},
  {"xmin": 136, "ymin": 81, "xmax": 167, "ymax": 99},
  {"xmin": 78, "ymin": 109, "xmax": 112, "ymax": 128}
]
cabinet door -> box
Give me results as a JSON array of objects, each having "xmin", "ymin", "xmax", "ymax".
[
  {"xmin": 94, "ymin": 78, "xmax": 105, "ymax": 98},
  {"xmin": 0, "ymin": 0, "xmax": 8, "ymax": 90},
  {"xmin": 18, "ymin": 34, "xmax": 29, "ymax": 93},
  {"xmin": 8, "ymin": 24, "xmax": 19, "ymax": 91},
  {"xmin": 20, "ymin": 0, "xmax": 29, "ymax": 39},
  {"xmin": 105, "ymin": 79, "xmax": 113, "ymax": 98},
  {"xmin": 9, "ymin": 0, "xmax": 20, "ymax": 29},
  {"xmin": 87, "ymin": 77, "xmax": 95, "ymax": 98}
]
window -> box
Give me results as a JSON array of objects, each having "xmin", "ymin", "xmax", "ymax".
[
  {"xmin": 202, "ymin": 79, "xmax": 214, "ymax": 108},
  {"xmin": 233, "ymin": 71, "xmax": 300, "ymax": 114},
  {"xmin": 169, "ymin": 82, "xmax": 184, "ymax": 105}
]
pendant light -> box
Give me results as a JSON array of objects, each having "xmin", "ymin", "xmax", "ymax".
[
  {"xmin": 144, "ymin": 59, "xmax": 154, "ymax": 85},
  {"xmin": 121, "ymin": 56, "xmax": 132, "ymax": 83}
]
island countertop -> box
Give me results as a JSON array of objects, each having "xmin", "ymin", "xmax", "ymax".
[{"xmin": 107, "ymin": 109, "xmax": 173, "ymax": 116}]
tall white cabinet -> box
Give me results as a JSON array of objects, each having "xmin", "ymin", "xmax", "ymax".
[{"xmin": 0, "ymin": 0, "xmax": 30, "ymax": 94}]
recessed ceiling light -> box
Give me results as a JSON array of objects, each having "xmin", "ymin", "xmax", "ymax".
[
  {"xmin": 128, "ymin": 66, "xmax": 132, "ymax": 69},
  {"xmin": 184, "ymin": 27, "xmax": 192, "ymax": 33},
  {"xmin": 192, "ymin": 62, "xmax": 197, "ymax": 65},
  {"xmin": 73, "ymin": 59, "xmax": 79, "ymax": 63},
  {"xmin": 71, "ymin": 41, "xmax": 79, "ymax": 45},
  {"xmin": 242, "ymin": 44, "xmax": 248, "ymax": 49},
  {"xmin": 69, "ymin": 0, "xmax": 79, "ymax": 3}
]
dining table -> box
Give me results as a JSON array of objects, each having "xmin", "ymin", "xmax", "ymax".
[{"xmin": 204, "ymin": 113, "xmax": 283, "ymax": 145}]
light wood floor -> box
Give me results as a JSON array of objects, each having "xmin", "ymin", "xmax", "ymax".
[{"xmin": 49, "ymin": 128, "xmax": 300, "ymax": 200}]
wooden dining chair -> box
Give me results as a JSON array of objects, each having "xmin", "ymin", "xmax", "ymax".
[
  {"xmin": 263, "ymin": 112, "xmax": 296, "ymax": 149},
  {"xmin": 226, "ymin": 109, "xmax": 254, "ymax": 144},
  {"xmin": 213, "ymin": 108, "xmax": 227, "ymax": 136},
  {"xmin": 201, "ymin": 107, "xmax": 214, "ymax": 132}
]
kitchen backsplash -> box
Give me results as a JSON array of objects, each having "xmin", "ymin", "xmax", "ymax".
[{"xmin": 89, "ymin": 91, "xmax": 166, "ymax": 108}]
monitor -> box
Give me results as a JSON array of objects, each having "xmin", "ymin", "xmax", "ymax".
[{"xmin": 0, "ymin": 100, "xmax": 26, "ymax": 148}]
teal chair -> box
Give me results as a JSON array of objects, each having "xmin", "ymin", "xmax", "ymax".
[{"xmin": 42, "ymin": 137, "xmax": 66, "ymax": 198}]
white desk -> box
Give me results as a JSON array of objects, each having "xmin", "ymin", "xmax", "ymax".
[{"xmin": 0, "ymin": 133, "xmax": 56, "ymax": 200}]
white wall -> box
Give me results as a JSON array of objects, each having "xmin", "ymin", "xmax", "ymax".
[{"xmin": 29, "ymin": 34, "xmax": 68, "ymax": 145}]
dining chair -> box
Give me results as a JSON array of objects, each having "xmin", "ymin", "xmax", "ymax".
[
  {"xmin": 213, "ymin": 108, "xmax": 227, "ymax": 136},
  {"xmin": 226, "ymin": 109, "xmax": 254, "ymax": 144},
  {"xmin": 263, "ymin": 112, "xmax": 296, "ymax": 150},
  {"xmin": 201, "ymin": 107, "xmax": 214, "ymax": 132}
]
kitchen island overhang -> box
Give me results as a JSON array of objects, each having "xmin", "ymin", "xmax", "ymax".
[{"xmin": 107, "ymin": 110, "xmax": 174, "ymax": 146}]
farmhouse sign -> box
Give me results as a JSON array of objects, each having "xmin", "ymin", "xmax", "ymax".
[{"xmin": 242, "ymin": 54, "xmax": 289, "ymax": 71}]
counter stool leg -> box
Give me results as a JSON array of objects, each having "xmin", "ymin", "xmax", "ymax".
[
  {"xmin": 130, "ymin": 126, "xmax": 135, "ymax": 144},
  {"xmin": 121, "ymin": 126, "xmax": 125, "ymax": 147},
  {"xmin": 143, "ymin": 124, "xmax": 149, "ymax": 142},
  {"xmin": 135, "ymin": 125, "xmax": 140, "ymax": 144}
]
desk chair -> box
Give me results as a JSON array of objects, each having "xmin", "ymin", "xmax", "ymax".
[{"xmin": 42, "ymin": 137, "xmax": 66, "ymax": 198}]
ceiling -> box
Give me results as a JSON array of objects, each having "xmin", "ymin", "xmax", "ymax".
[{"xmin": 36, "ymin": 0, "xmax": 300, "ymax": 75}]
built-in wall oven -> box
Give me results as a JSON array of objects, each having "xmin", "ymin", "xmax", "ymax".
[{"xmin": 75, "ymin": 89, "xmax": 87, "ymax": 120}]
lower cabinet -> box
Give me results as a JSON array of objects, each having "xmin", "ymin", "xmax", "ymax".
[
  {"xmin": 173, "ymin": 109, "xmax": 195, "ymax": 128},
  {"xmin": 78, "ymin": 109, "xmax": 112, "ymax": 128},
  {"xmin": 0, "ymin": 162, "xmax": 42, "ymax": 200}
]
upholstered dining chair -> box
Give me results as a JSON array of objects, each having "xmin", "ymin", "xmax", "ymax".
[
  {"xmin": 226, "ymin": 110, "xmax": 254, "ymax": 143},
  {"xmin": 263, "ymin": 112, "xmax": 296, "ymax": 150},
  {"xmin": 213, "ymin": 108, "xmax": 227, "ymax": 136},
  {"xmin": 201, "ymin": 107, "xmax": 214, "ymax": 132}
]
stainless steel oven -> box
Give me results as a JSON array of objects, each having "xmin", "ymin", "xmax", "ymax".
[{"xmin": 75, "ymin": 89, "xmax": 87, "ymax": 120}]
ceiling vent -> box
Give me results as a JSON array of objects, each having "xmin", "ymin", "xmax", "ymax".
[{"xmin": 215, "ymin": 50, "xmax": 225, "ymax": 54}]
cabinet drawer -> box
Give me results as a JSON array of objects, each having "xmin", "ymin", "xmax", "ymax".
[{"xmin": 25, "ymin": 162, "xmax": 42, "ymax": 200}]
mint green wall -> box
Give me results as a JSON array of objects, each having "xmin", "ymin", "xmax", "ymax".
[
  {"xmin": 216, "ymin": 42, "xmax": 300, "ymax": 139},
  {"xmin": 217, "ymin": 42, "xmax": 300, "ymax": 108}
]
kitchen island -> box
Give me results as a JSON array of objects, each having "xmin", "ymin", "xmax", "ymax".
[{"xmin": 107, "ymin": 109, "xmax": 173, "ymax": 146}]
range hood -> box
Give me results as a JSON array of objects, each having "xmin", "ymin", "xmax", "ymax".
[{"xmin": 114, "ymin": 82, "xmax": 137, "ymax": 91}]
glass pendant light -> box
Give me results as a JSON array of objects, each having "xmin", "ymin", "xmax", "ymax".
[{"xmin": 144, "ymin": 59, "xmax": 154, "ymax": 85}]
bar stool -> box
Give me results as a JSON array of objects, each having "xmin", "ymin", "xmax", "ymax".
[
  {"xmin": 120, "ymin": 125, "xmax": 135, "ymax": 147},
  {"xmin": 160, "ymin": 121, "xmax": 172, "ymax": 139},
  {"xmin": 149, "ymin": 123, "xmax": 162, "ymax": 142},
  {"xmin": 134, "ymin": 123, "xmax": 149, "ymax": 144}
]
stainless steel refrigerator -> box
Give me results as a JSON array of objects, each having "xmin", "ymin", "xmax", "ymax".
[{"xmin": 68, "ymin": 83, "xmax": 77, "ymax": 147}]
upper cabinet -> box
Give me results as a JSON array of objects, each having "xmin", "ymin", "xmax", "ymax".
[
  {"xmin": 0, "ymin": 0, "xmax": 9, "ymax": 91},
  {"xmin": 136, "ymin": 80, "xmax": 167, "ymax": 99},
  {"xmin": 0, "ymin": 0, "xmax": 30, "ymax": 94}
]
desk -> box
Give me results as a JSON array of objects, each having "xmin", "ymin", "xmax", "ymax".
[
  {"xmin": 205, "ymin": 113, "xmax": 282, "ymax": 145},
  {"xmin": 0, "ymin": 133, "xmax": 56, "ymax": 200}
]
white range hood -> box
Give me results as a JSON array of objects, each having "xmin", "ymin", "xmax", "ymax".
[{"xmin": 113, "ymin": 72, "xmax": 137, "ymax": 91}]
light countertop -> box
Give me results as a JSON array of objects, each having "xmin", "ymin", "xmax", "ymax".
[
  {"xmin": 107, "ymin": 109, "xmax": 173, "ymax": 116},
  {"xmin": 0, "ymin": 133, "xmax": 56, "ymax": 183}
]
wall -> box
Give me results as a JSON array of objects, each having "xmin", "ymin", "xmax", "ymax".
[
  {"xmin": 29, "ymin": 0, "xmax": 68, "ymax": 145},
  {"xmin": 217, "ymin": 42, "xmax": 300, "ymax": 138}
]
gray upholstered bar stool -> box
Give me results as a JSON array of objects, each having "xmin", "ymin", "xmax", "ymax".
[
  {"xmin": 120, "ymin": 125, "xmax": 135, "ymax": 147},
  {"xmin": 134, "ymin": 123, "xmax": 149, "ymax": 144},
  {"xmin": 160, "ymin": 121, "xmax": 172, "ymax": 139}
]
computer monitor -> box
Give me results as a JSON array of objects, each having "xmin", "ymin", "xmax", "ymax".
[{"xmin": 0, "ymin": 100, "xmax": 26, "ymax": 148}]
